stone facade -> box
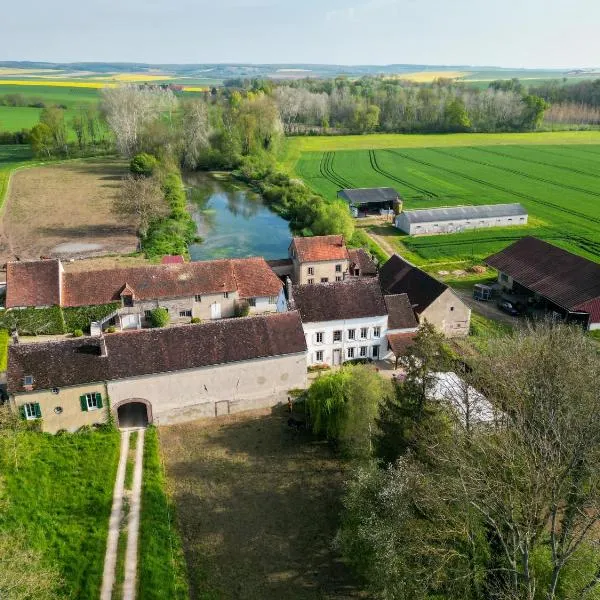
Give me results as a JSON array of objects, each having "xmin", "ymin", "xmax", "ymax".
[
  {"xmin": 420, "ymin": 288, "xmax": 471, "ymax": 338},
  {"xmin": 293, "ymin": 259, "xmax": 349, "ymax": 285}
]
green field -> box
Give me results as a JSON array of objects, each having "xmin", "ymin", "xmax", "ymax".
[
  {"xmin": 0, "ymin": 429, "xmax": 120, "ymax": 598},
  {"xmin": 0, "ymin": 144, "xmax": 34, "ymax": 206},
  {"xmin": 294, "ymin": 137, "xmax": 600, "ymax": 263}
]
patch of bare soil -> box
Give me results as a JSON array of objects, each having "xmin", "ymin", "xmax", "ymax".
[
  {"xmin": 0, "ymin": 159, "xmax": 137, "ymax": 263},
  {"xmin": 160, "ymin": 407, "xmax": 365, "ymax": 600}
]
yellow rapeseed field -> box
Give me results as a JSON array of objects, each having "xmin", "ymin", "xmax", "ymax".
[
  {"xmin": 389, "ymin": 71, "xmax": 466, "ymax": 82},
  {"xmin": 0, "ymin": 68, "xmax": 64, "ymax": 75}
]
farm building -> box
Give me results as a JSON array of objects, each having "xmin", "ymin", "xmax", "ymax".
[
  {"xmin": 394, "ymin": 203, "xmax": 528, "ymax": 235},
  {"xmin": 485, "ymin": 237, "xmax": 600, "ymax": 330},
  {"xmin": 337, "ymin": 188, "xmax": 402, "ymax": 217}
]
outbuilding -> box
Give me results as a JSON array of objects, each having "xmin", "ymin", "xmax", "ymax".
[
  {"xmin": 394, "ymin": 203, "xmax": 528, "ymax": 235},
  {"xmin": 338, "ymin": 188, "xmax": 402, "ymax": 217}
]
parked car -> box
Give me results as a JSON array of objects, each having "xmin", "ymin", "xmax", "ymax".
[{"xmin": 497, "ymin": 300, "xmax": 519, "ymax": 316}]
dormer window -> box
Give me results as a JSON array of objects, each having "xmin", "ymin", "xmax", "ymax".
[
  {"xmin": 23, "ymin": 375, "xmax": 34, "ymax": 387},
  {"xmin": 122, "ymin": 294, "xmax": 133, "ymax": 308}
]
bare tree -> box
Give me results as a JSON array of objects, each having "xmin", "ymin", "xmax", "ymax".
[
  {"xmin": 101, "ymin": 85, "xmax": 178, "ymax": 157},
  {"xmin": 181, "ymin": 99, "xmax": 211, "ymax": 169},
  {"xmin": 113, "ymin": 175, "xmax": 168, "ymax": 237}
]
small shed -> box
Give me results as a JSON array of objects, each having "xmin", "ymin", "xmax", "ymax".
[
  {"xmin": 395, "ymin": 203, "xmax": 528, "ymax": 235},
  {"xmin": 338, "ymin": 188, "xmax": 402, "ymax": 217}
]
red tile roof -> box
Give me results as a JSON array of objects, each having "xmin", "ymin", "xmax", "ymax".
[
  {"xmin": 8, "ymin": 312, "xmax": 307, "ymax": 393},
  {"xmin": 59, "ymin": 257, "xmax": 281, "ymax": 307},
  {"xmin": 387, "ymin": 332, "xmax": 417, "ymax": 357},
  {"xmin": 5, "ymin": 260, "xmax": 62, "ymax": 308},
  {"xmin": 161, "ymin": 255, "xmax": 185, "ymax": 264},
  {"xmin": 291, "ymin": 236, "xmax": 349, "ymax": 263},
  {"xmin": 232, "ymin": 258, "xmax": 283, "ymax": 299},
  {"xmin": 485, "ymin": 237, "xmax": 600, "ymax": 315}
]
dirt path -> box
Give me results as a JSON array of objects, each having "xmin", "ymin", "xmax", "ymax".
[
  {"xmin": 452, "ymin": 287, "xmax": 517, "ymax": 327},
  {"xmin": 101, "ymin": 428, "xmax": 145, "ymax": 600},
  {"xmin": 364, "ymin": 228, "xmax": 394, "ymax": 259},
  {"xmin": 123, "ymin": 429, "xmax": 145, "ymax": 600},
  {"xmin": 101, "ymin": 431, "xmax": 131, "ymax": 600}
]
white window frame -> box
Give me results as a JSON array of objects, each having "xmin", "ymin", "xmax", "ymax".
[
  {"xmin": 268, "ymin": 296, "xmax": 277, "ymax": 304},
  {"xmin": 315, "ymin": 350, "xmax": 324, "ymax": 362},
  {"xmin": 223, "ymin": 292, "xmax": 229, "ymax": 299},
  {"xmin": 179, "ymin": 310, "xmax": 192, "ymax": 318},
  {"xmin": 347, "ymin": 347, "xmax": 355, "ymax": 359},
  {"xmin": 85, "ymin": 393, "xmax": 99, "ymax": 411},
  {"xmin": 372, "ymin": 345, "xmax": 380, "ymax": 359},
  {"xmin": 360, "ymin": 327, "xmax": 368, "ymax": 339},
  {"xmin": 307, "ymin": 266, "xmax": 314, "ymax": 275},
  {"xmin": 307, "ymin": 278, "xmax": 314, "ymax": 284},
  {"xmin": 360, "ymin": 346, "xmax": 368, "ymax": 357},
  {"xmin": 333, "ymin": 330, "xmax": 342, "ymax": 343},
  {"xmin": 315, "ymin": 331, "xmax": 324, "ymax": 344},
  {"xmin": 347, "ymin": 329, "xmax": 356, "ymax": 340},
  {"xmin": 320, "ymin": 277, "xmax": 328, "ymax": 283},
  {"xmin": 194, "ymin": 294, "xmax": 202, "ymax": 302},
  {"xmin": 23, "ymin": 403, "xmax": 38, "ymax": 420},
  {"xmin": 373, "ymin": 326, "xmax": 381, "ymax": 338},
  {"xmin": 248, "ymin": 298, "xmax": 257, "ymax": 307},
  {"xmin": 23, "ymin": 375, "xmax": 34, "ymax": 387},
  {"xmin": 335, "ymin": 264, "xmax": 342, "ymax": 273},
  {"xmin": 144, "ymin": 309, "xmax": 152, "ymax": 319}
]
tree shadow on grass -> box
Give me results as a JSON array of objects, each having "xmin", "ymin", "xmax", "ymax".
[
  {"xmin": 163, "ymin": 410, "xmax": 366, "ymax": 600},
  {"xmin": 36, "ymin": 224, "xmax": 136, "ymax": 238}
]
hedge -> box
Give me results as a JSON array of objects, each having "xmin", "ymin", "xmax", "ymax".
[
  {"xmin": 63, "ymin": 303, "xmax": 120, "ymax": 333},
  {"xmin": 0, "ymin": 306, "xmax": 65, "ymax": 335},
  {"xmin": 0, "ymin": 329, "xmax": 8, "ymax": 371}
]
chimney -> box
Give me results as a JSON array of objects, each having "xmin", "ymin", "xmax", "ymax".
[
  {"xmin": 285, "ymin": 277, "xmax": 294, "ymax": 307},
  {"xmin": 99, "ymin": 335, "xmax": 108, "ymax": 357}
]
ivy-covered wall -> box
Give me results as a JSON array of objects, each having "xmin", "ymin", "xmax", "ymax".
[
  {"xmin": 63, "ymin": 303, "xmax": 121, "ymax": 333},
  {"xmin": 0, "ymin": 302, "xmax": 121, "ymax": 336}
]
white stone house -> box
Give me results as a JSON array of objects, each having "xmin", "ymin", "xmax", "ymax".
[
  {"xmin": 395, "ymin": 203, "xmax": 528, "ymax": 235},
  {"xmin": 291, "ymin": 278, "xmax": 417, "ymax": 367}
]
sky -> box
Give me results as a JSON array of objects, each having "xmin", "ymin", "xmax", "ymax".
[{"xmin": 1, "ymin": 0, "xmax": 599, "ymax": 68}]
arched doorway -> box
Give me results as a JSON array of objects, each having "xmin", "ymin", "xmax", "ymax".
[{"xmin": 113, "ymin": 399, "xmax": 152, "ymax": 429}]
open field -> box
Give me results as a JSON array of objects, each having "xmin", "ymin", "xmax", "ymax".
[
  {"xmin": 161, "ymin": 407, "xmax": 362, "ymax": 600},
  {"xmin": 0, "ymin": 144, "xmax": 34, "ymax": 206},
  {"xmin": 0, "ymin": 159, "xmax": 137, "ymax": 263},
  {"xmin": 293, "ymin": 138, "xmax": 600, "ymax": 263},
  {"xmin": 0, "ymin": 429, "xmax": 120, "ymax": 599}
]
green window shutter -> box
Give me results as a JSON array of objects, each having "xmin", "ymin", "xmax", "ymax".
[
  {"xmin": 19, "ymin": 405, "xmax": 26, "ymax": 420},
  {"xmin": 34, "ymin": 403, "xmax": 42, "ymax": 419},
  {"xmin": 80, "ymin": 395, "xmax": 88, "ymax": 412},
  {"xmin": 95, "ymin": 392, "xmax": 103, "ymax": 409}
]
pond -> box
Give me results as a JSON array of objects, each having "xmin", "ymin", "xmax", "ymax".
[{"xmin": 185, "ymin": 173, "xmax": 292, "ymax": 261}]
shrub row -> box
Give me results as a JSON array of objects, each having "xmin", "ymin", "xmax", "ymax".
[
  {"xmin": 0, "ymin": 303, "xmax": 121, "ymax": 336},
  {"xmin": 143, "ymin": 170, "xmax": 198, "ymax": 259}
]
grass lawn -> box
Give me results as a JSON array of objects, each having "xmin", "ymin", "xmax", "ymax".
[
  {"xmin": 0, "ymin": 329, "xmax": 8, "ymax": 370},
  {"xmin": 0, "ymin": 429, "xmax": 120, "ymax": 599},
  {"xmin": 160, "ymin": 408, "xmax": 363, "ymax": 600},
  {"xmin": 291, "ymin": 138, "xmax": 600, "ymax": 263},
  {"xmin": 0, "ymin": 144, "xmax": 34, "ymax": 207},
  {"xmin": 138, "ymin": 427, "xmax": 189, "ymax": 600}
]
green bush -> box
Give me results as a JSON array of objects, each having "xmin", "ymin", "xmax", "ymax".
[
  {"xmin": 72, "ymin": 329, "xmax": 84, "ymax": 338},
  {"xmin": 130, "ymin": 152, "xmax": 158, "ymax": 177},
  {"xmin": 149, "ymin": 307, "xmax": 169, "ymax": 328},
  {"xmin": 190, "ymin": 317, "xmax": 201, "ymax": 324},
  {"xmin": 105, "ymin": 326, "xmax": 117, "ymax": 334},
  {"xmin": 0, "ymin": 329, "xmax": 8, "ymax": 371}
]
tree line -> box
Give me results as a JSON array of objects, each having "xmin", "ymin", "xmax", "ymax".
[{"xmin": 304, "ymin": 322, "xmax": 600, "ymax": 599}]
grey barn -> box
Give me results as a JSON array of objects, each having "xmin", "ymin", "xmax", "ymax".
[
  {"xmin": 338, "ymin": 187, "xmax": 401, "ymax": 217},
  {"xmin": 395, "ymin": 203, "xmax": 528, "ymax": 235}
]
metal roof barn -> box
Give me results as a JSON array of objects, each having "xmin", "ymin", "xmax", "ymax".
[{"xmin": 401, "ymin": 203, "xmax": 527, "ymax": 224}]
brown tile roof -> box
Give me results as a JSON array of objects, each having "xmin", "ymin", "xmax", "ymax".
[
  {"xmin": 379, "ymin": 255, "xmax": 447, "ymax": 314},
  {"xmin": 292, "ymin": 278, "xmax": 387, "ymax": 323},
  {"xmin": 8, "ymin": 312, "xmax": 306, "ymax": 393},
  {"xmin": 348, "ymin": 248, "xmax": 377, "ymax": 276},
  {"xmin": 291, "ymin": 236, "xmax": 349, "ymax": 263},
  {"xmin": 60, "ymin": 257, "xmax": 281, "ymax": 307},
  {"xmin": 384, "ymin": 294, "xmax": 418, "ymax": 330},
  {"xmin": 5, "ymin": 260, "xmax": 62, "ymax": 308},
  {"xmin": 387, "ymin": 332, "xmax": 417, "ymax": 357},
  {"xmin": 232, "ymin": 258, "xmax": 282, "ymax": 299},
  {"xmin": 485, "ymin": 237, "xmax": 600, "ymax": 314},
  {"xmin": 161, "ymin": 255, "xmax": 185, "ymax": 264}
]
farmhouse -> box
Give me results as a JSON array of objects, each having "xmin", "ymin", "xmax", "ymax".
[
  {"xmin": 485, "ymin": 237, "xmax": 600, "ymax": 330},
  {"xmin": 289, "ymin": 235, "xmax": 350, "ymax": 284},
  {"xmin": 379, "ymin": 255, "xmax": 471, "ymax": 337},
  {"xmin": 7, "ymin": 312, "xmax": 308, "ymax": 433},
  {"xmin": 290, "ymin": 278, "xmax": 417, "ymax": 367},
  {"xmin": 348, "ymin": 247, "xmax": 378, "ymax": 277},
  {"xmin": 338, "ymin": 187, "xmax": 401, "ymax": 217},
  {"xmin": 5, "ymin": 256, "xmax": 285, "ymax": 330},
  {"xmin": 394, "ymin": 203, "xmax": 528, "ymax": 235}
]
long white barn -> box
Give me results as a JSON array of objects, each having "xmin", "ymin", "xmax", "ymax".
[{"xmin": 395, "ymin": 203, "xmax": 528, "ymax": 235}]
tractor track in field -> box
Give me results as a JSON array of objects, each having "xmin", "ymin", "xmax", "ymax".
[
  {"xmin": 386, "ymin": 149, "xmax": 600, "ymax": 227},
  {"xmin": 428, "ymin": 147, "xmax": 600, "ymax": 200},
  {"xmin": 473, "ymin": 146, "xmax": 600, "ymax": 180},
  {"xmin": 319, "ymin": 151, "xmax": 354, "ymax": 190},
  {"xmin": 532, "ymin": 145, "xmax": 600, "ymax": 166},
  {"xmin": 368, "ymin": 149, "xmax": 439, "ymax": 198}
]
